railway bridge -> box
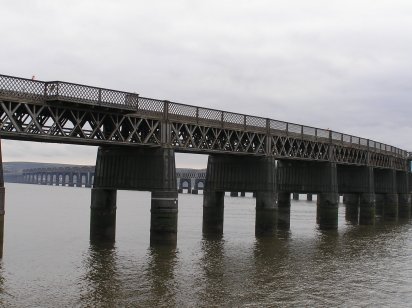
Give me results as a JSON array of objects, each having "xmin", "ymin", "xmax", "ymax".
[
  {"xmin": 0, "ymin": 74, "xmax": 411, "ymax": 255},
  {"xmin": 20, "ymin": 166, "xmax": 206, "ymax": 193}
]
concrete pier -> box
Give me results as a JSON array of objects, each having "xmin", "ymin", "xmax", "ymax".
[
  {"xmin": 316, "ymin": 163, "xmax": 339, "ymax": 230},
  {"xmin": 292, "ymin": 193, "xmax": 299, "ymax": 200},
  {"xmin": 397, "ymin": 171, "xmax": 411, "ymax": 219},
  {"xmin": 344, "ymin": 193, "xmax": 359, "ymax": 224},
  {"xmin": 90, "ymin": 188, "xmax": 117, "ymax": 242},
  {"xmin": 398, "ymin": 193, "xmax": 411, "ymax": 219},
  {"xmin": 384, "ymin": 193, "xmax": 399, "ymax": 220},
  {"xmin": 277, "ymin": 192, "xmax": 291, "ymax": 230},
  {"xmin": 307, "ymin": 193, "xmax": 313, "ymax": 201},
  {"xmin": 203, "ymin": 155, "xmax": 277, "ymax": 236},
  {"xmin": 278, "ymin": 192, "xmax": 291, "ymax": 208},
  {"xmin": 203, "ymin": 190, "xmax": 225, "ymax": 235},
  {"xmin": 359, "ymin": 167, "xmax": 376, "ymax": 225},
  {"xmin": 92, "ymin": 146, "xmax": 178, "ymax": 245},
  {"xmin": 150, "ymin": 190, "xmax": 178, "ymax": 245}
]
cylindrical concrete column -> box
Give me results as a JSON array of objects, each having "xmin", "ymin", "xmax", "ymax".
[
  {"xmin": 278, "ymin": 192, "xmax": 291, "ymax": 208},
  {"xmin": 375, "ymin": 194, "xmax": 385, "ymax": 217},
  {"xmin": 359, "ymin": 193, "xmax": 375, "ymax": 225},
  {"xmin": 203, "ymin": 190, "xmax": 224, "ymax": 235},
  {"xmin": 307, "ymin": 193, "xmax": 313, "ymax": 201},
  {"xmin": 317, "ymin": 192, "xmax": 339, "ymax": 230},
  {"xmin": 344, "ymin": 193, "xmax": 359, "ymax": 224},
  {"xmin": 191, "ymin": 189, "xmax": 198, "ymax": 194},
  {"xmin": 292, "ymin": 193, "xmax": 299, "ymax": 201},
  {"xmin": 240, "ymin": 191, "xmax": 246, "ymax": 197},
  {"xmin": 398, "ymin": 193, "xmax": 411, "ymax": 219},
  {"xmin": 277, "ymin": 192, "xmax": 291, "ymax": 230},
  {"xmin": 384, "ymin": 193, "xmax": 399, "ymax": 220},
  {"xmin": 150, "ymin": 190, "xmax": 178, "ymax": 245},
  {"xmin": 230, "ymin": 191, "xmax": 238, "ymax": 197},
  {"xmin": 90, "ymin": 188, "xmax": 117, "ymax": 243},
  {"xmin": 316, "ymin": 162, "xmax": 339, "ymax": 230},
  {"xmin": 255, "ymin": 191, "xmax": 277, "ymax": 235}
]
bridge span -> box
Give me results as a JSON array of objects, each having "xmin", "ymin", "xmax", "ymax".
[
  {"xmin": 19, "ymin": 166, "xmax": 206, "ymax": 193},
  {"xmin": 0, "ymin": 74, "xmax": 411, "ymax": 255}
]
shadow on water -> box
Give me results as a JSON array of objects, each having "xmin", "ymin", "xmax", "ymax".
[{"xmin": 78, "ymin": 241, "xmax": 121, "ymax": 307}]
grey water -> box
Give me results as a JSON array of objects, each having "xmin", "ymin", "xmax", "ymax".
[{"xmin": 0, "ymin": 183, "xmax": 411, "ymax": 307}]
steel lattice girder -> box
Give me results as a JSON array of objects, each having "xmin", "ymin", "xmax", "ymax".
[
  {"xmin": 0, "ymin": 99, "xmax": 407, "ymax": 170},
  {"xmin": 0, "ymin": 100, "xmax": 161, "ymax": 146}
]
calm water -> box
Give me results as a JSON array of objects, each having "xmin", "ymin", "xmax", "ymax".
[{"xmin": 0, "ymin": 183, "xmax": 411, "ymax": 307}]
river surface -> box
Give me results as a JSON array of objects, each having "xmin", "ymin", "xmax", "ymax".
[{"xmin": 0, "ymin": 183, "xmax": 411, "ymax": 307}]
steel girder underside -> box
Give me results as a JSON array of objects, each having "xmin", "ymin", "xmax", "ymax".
[{"xmin": 0, "ymin": 99, "xmax": 406, "ymax": 170}]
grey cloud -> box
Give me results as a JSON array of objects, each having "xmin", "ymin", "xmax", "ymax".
[{"xmin": 1, "ymin": 0, "xmax": 412, "ymax": 166}]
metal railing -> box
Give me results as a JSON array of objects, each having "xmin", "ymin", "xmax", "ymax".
[{"xmin": 0, "ymin": 74, "xmax": 409, "ymax": 158}]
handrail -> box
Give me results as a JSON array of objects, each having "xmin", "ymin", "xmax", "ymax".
[{"xmin": 0, "ymin": 74, "xmax": 409, "ymax": 158}]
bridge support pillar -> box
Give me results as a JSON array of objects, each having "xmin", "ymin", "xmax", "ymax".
[
  {"xmin": 240, "ymin": 191, "xmax": 246, "ymax": 197},
  {"xmin": 92, "ymin": 146, "xmax": 178, "ymax": 245},
  {"xmin": 359, "ymin": 193, "xmax": 375, "ymax": 225},
  {"xmin": 278, "ymin": 192, "xmax": 291, "ymax": 208},
  {"xmin": 316, "ymin": 163, "xmax": 339, "ymax": 230},
  {"xmin": 203, "ymin": 155, "xmax": 276, "ymax": 237},
  {"xmin": 384, "ymin": 193, "xmax": 399, "ymax": 219},
  {"xmin": 255, "ymin": 191, "xmax": 277, "ymax": 236},
  {"xmin": 307, "ymin": 193, "xmax": 313, "ymax": 201},
  {"xmin": 150, "ymin": 190, "xmax": 178, "ymax": 245},
  {"xmin": 277, "ymin": 192, "xmax": 291, "ymax": 230},
  {"xmin": 344, "ymin": 194, "xmax": 359, "ymax": 224},
  {"xmin": 398, "ymin": 194, "xmax": 411, "ymax": 219},
  {"xmin": 191, "ymin": 189, "xmax": 198, "ymax": 194},
  {"xmin": 375, "ymin": 194, "xmax": 385, "ymax": 217},
  {"xmin": 358, "ymin": 166, "xmax": 376, "ymax": 225},
  {"xmin": 230, "ymin": 191, "xmax": 238, "ymax": 197},
  {"xmin": 292, "ymin": 193, "xmax": 299, "ymax": 200},
  {"xmin": 397, "ymin": 171, "xmax": 411, "ymax": 219},
  {"xmin": 203, "ymin": 190, "xmax": 225, "ymax": 236},
  {"xmin": 90, "ymin": 188, "xmax": 117, "ymax": 242}
]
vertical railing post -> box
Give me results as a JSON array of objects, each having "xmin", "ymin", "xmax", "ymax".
[
  {"xmin": 98, "ymin": 89, "xmax": 102, "ymax": 105},
  {"xmin": 43, "ymin": 82, "xmax": 48, "ymax": 98},
  {"xmin": 161, "ymin": 100, "xmax": 171, "ymax": 146},
  {"xmin": 265, "ymin": 118, "xmax": 272, "ymax": 155},
  {"xmin": 367, "ymin": 139, "xmax": 370, "ymax": 166},
  {"xmin": 221, "ymin": 112, "xmax": 224, "ymax": 128},
  {"xmin": 196, "ymin": 107, "xmax": 199, "ymax": 124},
  {"xmin": 328, "ymin": 130, "xmax": 334, "ymax": 162},
  {"xmin": 286, "ymin": 122, "xmax": 289, "ymax": 136},
  {"xmin": 301, "ymin": 125, "xmax": 303, "ymax": 139},
  {"xmin": 244, "ymin": 115, "xmax": 247, "ymax": 131}
]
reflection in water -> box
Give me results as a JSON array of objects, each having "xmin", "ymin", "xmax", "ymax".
[
  {"xmin": 198, "ymin": 236, "xmax": 227, "ymax": 307},
  {"xmin": 0, "ymin": 264, "xmax": 10, "ymax": 307},
  {"xmin": 2, "ymin": 184, "xmax": 412, "ymax": 306},
  {"xmin": 79, "ymin": 242, "xmax": 121, "ymax": 307},
  {"xmin": 145, "ymin": 245, "xmax": 178, "ymax": 307}
]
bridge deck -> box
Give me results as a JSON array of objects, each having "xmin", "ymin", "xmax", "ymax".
[{"xmin": 0, "ymin": 74, "xmax": 409, "ymax": 170}]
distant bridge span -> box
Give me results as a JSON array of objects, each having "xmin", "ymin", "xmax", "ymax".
[{"xmin": 0, "ymin": 73, "xmax": 411, "ymax": 255}]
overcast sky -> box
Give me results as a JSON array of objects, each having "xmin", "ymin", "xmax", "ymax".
[{"xmin": 1, "ymin": 0, "xmax": 412, "ymax": 168}]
